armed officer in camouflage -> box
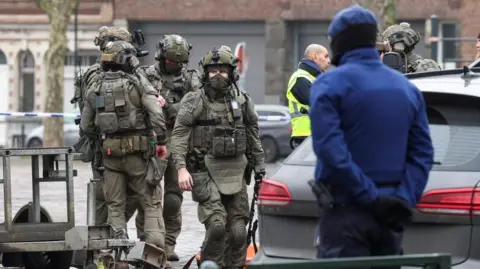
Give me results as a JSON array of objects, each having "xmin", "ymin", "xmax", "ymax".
[
  {"xmin": 137, "ymin": 34, "xmax": 202, "ymax": 261},
  {"xmin": 73, "ymin": 26, "xmax": 147, "ymax": 235},
  {"xmin": 171, "ymin": 48, "xmax": 265, "ymax": 268},
  {"xmin": 382, "ymin": 22, "xmax": 441, "ymax": 73},
  {"xmin": 80, "ymin": 40, "xmax": 168, "ymax": 248}
]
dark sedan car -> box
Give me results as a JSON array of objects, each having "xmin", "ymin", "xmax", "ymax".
[
  {"xmin": 251, "ymin": 68, "xmax": 480, "ymax": 269},
  {"xmin": 255, "ymin": 104, "xmax": 293, "ymax": 163}
]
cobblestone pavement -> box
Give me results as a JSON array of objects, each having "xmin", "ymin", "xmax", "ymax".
[{"xmin": 0, "ymin": 157, "xmax": 282, "ymax": 269}]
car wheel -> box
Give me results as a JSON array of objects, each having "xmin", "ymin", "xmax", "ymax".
[
  {"xmin": 261, "ymin": 137, "xmax": 278, "ymax": 163},
  {"xmin": 27, "ymin": 138, "xmax": 43, "ymax": 148}
]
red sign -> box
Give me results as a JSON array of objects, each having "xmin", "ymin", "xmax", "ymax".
[{"xmin": 234, "ymin": 42, "xmax": 248, "ymax": 76}]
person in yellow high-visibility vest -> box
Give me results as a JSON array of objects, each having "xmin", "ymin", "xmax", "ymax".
[{"xmin": 286, "ymin": 44, "xmax": 330, "ymax": 148}]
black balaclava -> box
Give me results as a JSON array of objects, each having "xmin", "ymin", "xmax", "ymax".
[
  {"xmin": 204, "ymin": 65, "xmax": 232, "ymax": 99},
  {"xmin": 330, "ymin": 23, "xmax": 378, "ymax": 66},
  {"xmin": 157, "ymin": 57, "xmax": 183, "ymax": 75}
]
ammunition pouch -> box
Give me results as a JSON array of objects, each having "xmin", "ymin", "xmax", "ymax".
[
  {"xmin": 211, "ymin": 126, "xmax": 247, "ymax": 158},
  {"xmin": 73, "ymin": 135, "xmax": 95, "ymax": 163},
  {"xmin": 191, "ymin": 172, "xmax": 211, "ymax": 203},
  {"xmin": 145, "ymin": 157, "xmax": 168, "ymax": 186},
  {"xmin": 102, "ymin": 135, "xmax": 151, "ymax": 157},
  {"xmin": 187, "ymin": 148, "xmax": 210, "ymax": 203},
  {"xmin": 96, "ymin": 112, "xmax": 119, "ymax": 134}
]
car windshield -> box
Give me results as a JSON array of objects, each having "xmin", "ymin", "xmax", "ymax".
[{"xmin": 284, "ymin": 91, "xmax": 480, "ymax": 172}]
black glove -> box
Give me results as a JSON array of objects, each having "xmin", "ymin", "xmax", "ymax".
[
  {"xmin": 371, "ymin": 196, "xmax": 413, "ymax": 232},
  {"xmin": 254, "ymin": 169, "xmax": 266, "ymax": 184}
]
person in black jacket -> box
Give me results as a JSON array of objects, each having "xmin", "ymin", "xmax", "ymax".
[
  {"xmin": 286, "ymin": 44, "xmax": 330, "ymax": 148},
  {"xmin": 291, "ymin": 45, "xmax": 330, "ymax": 106}
]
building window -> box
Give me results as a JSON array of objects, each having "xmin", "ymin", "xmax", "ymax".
[
  {"xmin": 65, "ymin": 50, "xmax": 99, "ymax": 66},
  {"xmin": 439, "ymin": 22, "xmax": 460, "ymax": 68},
  {"xmin": 0, "ymin": 49, "xmax": 6, "ymax": 65},
  {"xmin": 19, "ymin": 50, "xmax": 35, "ymax": 112}
]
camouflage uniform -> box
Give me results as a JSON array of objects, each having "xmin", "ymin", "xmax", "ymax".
[
  {"xmin": 136, "ymin": 34, "xmax": 202, "ymax": 261},
  {"xmin": 382, "ymin": 22, "xmax": 441, "ymax": 73},
  {"xmin": 80, "ymin": 40, "xmax": 167, "ymax": 248},
  {"xmin": 74, "ymin": 26, "xmax": 142, "ymax": 230},
  {"xmin": 171, "ymin": 48, "xmax": 265, "ymax": 268}
]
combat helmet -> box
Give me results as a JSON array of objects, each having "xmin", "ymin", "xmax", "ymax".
[
  {"xmin": 100, "ymin": 40, "xmax": 137, "ymax": 65},
  {"xmin": 382, "ymin": 22, "xmax": 421, "ymax": 53},
  {"xmin": 219, "ymin": 45, "xmax": 233, "ymax": 54},
  {"xmin": 94, "ymin": 26, "xmax": 133, "ymax": 51},
  {"xmin": 219, "ymin": 45, "xmax": 240, "ymax": 81},
  {"xmin": 200, "ymin": 47, "xmax": 239, "ymax": 81},
  {"xmin": 155, "ymin": 34, "xmax": 192, "ymax": 63}
]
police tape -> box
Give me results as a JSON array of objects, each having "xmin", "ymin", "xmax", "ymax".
[
  {"xmin": 0, "ymin": 112, "xmax": 290, "ymax": 122},
  {"xmin": 0, "ymin": 112, "xmax": 81, "ymax": 118}
]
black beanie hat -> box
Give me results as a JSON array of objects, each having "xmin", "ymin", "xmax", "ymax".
[{"xmin": 330, "ymin": 23, "xmax": 378, "ymax": 66}]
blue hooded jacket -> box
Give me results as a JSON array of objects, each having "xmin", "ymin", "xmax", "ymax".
[{"xmin": 309, "ymin": 5, "xmax": 434, "ymax": 207}]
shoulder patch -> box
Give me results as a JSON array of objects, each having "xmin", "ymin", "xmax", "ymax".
[{"xmin": 181, "ymin": 91, "xmax": 202, "ymax": 114}]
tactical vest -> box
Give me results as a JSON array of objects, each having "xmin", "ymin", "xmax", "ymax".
[
  {"xmin": 143, "ymin": 65, "xmax": 191, "ymax": 128},
  {"xmin": 94, "ymin": 71, "xmax": 148, "ymax": 134},
  {"xmin": 191, "ymin": 89, "xmax": 247, "ymax": 159},
  {"xmin": 407, "ymin": 53, "xmax": 441, "ymax": 73}
]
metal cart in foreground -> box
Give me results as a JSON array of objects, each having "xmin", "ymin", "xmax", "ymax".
[{"xmin": 0, "ymin": 147, "xmax": 167, "ymax": 269}]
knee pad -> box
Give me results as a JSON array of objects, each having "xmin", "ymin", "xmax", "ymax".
[
  {"xmin": 230, "ymin": 220, "xmax": 247, "ymax": 246},
  {"xmin": 163, "ymin": 193, "xmax": 182, "ymax": 216},
  {"xmin": 143, "ymin": 209, "xmax": 166, "ymax": 249},
  {"xmin": 207, "ymin": 216, "xmax": 226, "ymax": 241}
]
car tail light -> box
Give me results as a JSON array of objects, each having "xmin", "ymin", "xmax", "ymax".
[
  {"xmin": 417, "ymin": 188, "xmax": 480, "ymax": 216},
  {"xmin": 257, "ymin": 179, "xmax": 292, "ymax": 206}
]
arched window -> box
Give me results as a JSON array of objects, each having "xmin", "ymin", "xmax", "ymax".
[
  {"xmin": 0, "ymin": 49, "xmax": 6, "ymax": 65},
  {"xmin": 19, "ymin": 50, "xmax": 35, "ymax": 112}
]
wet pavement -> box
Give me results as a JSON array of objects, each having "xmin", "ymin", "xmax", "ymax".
[{"xmin": 0, "ymin": 157, "xmax": 282, "ymax": 269}]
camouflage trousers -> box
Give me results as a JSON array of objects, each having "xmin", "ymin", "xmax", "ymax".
[
  {"xmin": 93, "ymin": 164, "xmax": 142, "ymax": 235},
  {"xmin": 134, "ymin": 155, "xmax": 183, "ymax": 255},
  {"xmin": 198, "ymin": 178, "xmax": 249, "ymax": 268},
  {"xmin": 102, "ymin": 153, "xmax": 166, "ymax": 249}
]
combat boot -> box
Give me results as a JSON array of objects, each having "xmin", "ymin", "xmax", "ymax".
[{"xmin": 166, "ymin": 245, "xmax": 179, "ymax": 261}]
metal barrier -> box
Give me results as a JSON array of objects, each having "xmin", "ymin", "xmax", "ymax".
[{"xmin": 248, "ymin": 253, "xmax": 451, "ymax": 269}]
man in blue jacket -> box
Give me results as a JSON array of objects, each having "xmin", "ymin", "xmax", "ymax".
[{"xmin": 309, "ymin": 5, "xmax": 434, "ymax": 264}]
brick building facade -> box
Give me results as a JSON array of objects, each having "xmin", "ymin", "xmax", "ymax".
[
  {"xmin": 114, "ymin": 0, "xmax": 479, "ymax": 102},
  {"xmin": 0, "ymin": 0, "xmax": 477, "ymax": 111}
]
